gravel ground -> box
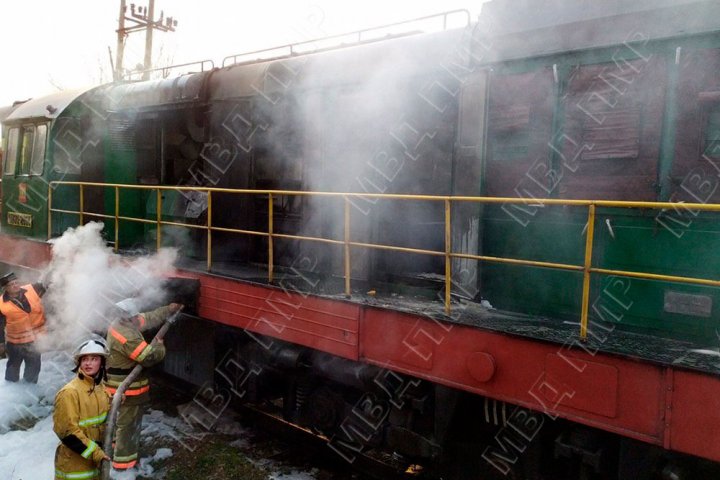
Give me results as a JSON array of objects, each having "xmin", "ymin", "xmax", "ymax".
[{"xmin": 137, "ymin": 375, "xmax": 370, "ymax": 480}]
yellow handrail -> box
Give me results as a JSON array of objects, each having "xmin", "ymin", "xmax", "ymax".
[
  {"xmin": 47, "ymin": 185, "xmax": 52, "ymax": 239},
  {"xmin": 344, "ymin": 197, "xmax": 351, "ymax": 298},
  {"xmin": 42, "ymin": 181, "xmax": 720, "ymax": 210},
  {"xmin": 580, "ymin": 205, "xmax": 596, "ymax": 340},
  {"xmin": 207, "ymin": 191, "xmax": 212, "ymax": 272},
  {"xmin": 46, "ymin": 181, "xmax": 720, "ymax": 341},
  {"xmin": 444, "ymin": 199, "xmax": 452, "ymax": 315},
  {"xmin": 79, "ymin": 184, "xmax": 84, "ymax": 226},
  {"xmin": 268, "ymin": 194, "xmax": 274, "ymax": 283},
  {"xmin": 114, "ymin": 187, "xmax": 119, "ymax": 253},
  {"xmin": 156, "ymin": 190, "xmax": 162, "ymax": 251}
]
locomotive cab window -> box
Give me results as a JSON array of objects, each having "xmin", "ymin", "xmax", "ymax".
[
  {"xmin": 30, "ymin": 124, "xmax": 47, "ymax": 175},
  {"xmin": 4, "ymin": 128, "xmax": 19, "ymax": 175},
  {"xmin": 18, "ymin": 126, "xmax": 35, "ymax": 175},
  {"xmin": 10, "ymin": 124, "xmax": 47, "ymax": 176}
]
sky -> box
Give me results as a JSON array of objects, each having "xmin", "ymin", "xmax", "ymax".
[{"xmin": 0, "ymin": 0, "xmax": 486, "ymax": 107}]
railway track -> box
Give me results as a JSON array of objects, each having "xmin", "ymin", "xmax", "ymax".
[
  {"xmin": 237, "ymin": 403, "xmax": 425, "ymax": 480},
  {"xmin": 152, "ymin": 373, "xmax": 428, "ymax": 480}
]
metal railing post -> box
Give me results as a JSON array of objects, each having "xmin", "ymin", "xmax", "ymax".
[
  {"xmin": 207, "ymin": 190, "xmax": 212, "ymax": 271},
  {"xmin": 156, "ymin": 189, "xmax": 162, "ymax": 251},
  {"xmin": 268, "ymin": 194, "xmax": 274, "ymax": 283},
  {"xmin": 79, "ymin": 184, "xmax": 85, "ymax": 226},
  {"xmin": 344, "ymin": 197, "xmax": 351, "ymax": 297},
  {"xmin": 47, "ymin": 185, "xmax": 53, "ymax": 240},
  {"xmin": 445, "ymin": 199, "xmax": 452, "ymax": 315},
  {"xmin": 114, "ymin": 187, "xmax": 119, "ymax": 252},
  {"xmin": 580, "ymin": 204, "xmax": 596, "ymax": 340}
]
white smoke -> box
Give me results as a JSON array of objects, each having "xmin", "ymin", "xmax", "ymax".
[{"xmin": 37, "ymin": 222, "xmax": 177, "ymax": 351}]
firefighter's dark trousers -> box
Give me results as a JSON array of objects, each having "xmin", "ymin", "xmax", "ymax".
[{"xmin": 5, "ymin": 342, "xmax": 41, "ymax": 383}]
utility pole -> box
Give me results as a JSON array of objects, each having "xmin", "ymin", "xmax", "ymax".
[
  {"xmin": 143, "ymin": 0, "xmax": 155, "ymax": 80},
  {"xmin": 114, "ymin": 0, "xmax": 178, "ymax": 81},
  {"xmin": 115, "ymin": 0, "xmax": 126, "ymax": 81}
]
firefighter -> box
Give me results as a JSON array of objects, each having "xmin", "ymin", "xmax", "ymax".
[
  {"xmin": 0, "ymin": 271, "xmax": 47, "ymax": 383},
  {"xmin": 53, "ymin": 339, "xmax": 110, "ymax": 480},
  {"xmin": 106, "ymin": 298, "xmax": 182, "ymax": 471}
]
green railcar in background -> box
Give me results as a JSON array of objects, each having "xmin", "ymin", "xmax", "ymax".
[
  {"xmin": 474, "ymin": 16, "xmax": 720, "ymax": 343},
  {"xmin": 0, "ymin": 83, "xmax": 200, "ymax": 249},
  {"xmin": 0, "ymin": 90, "xmax": 90, "ymax": 240}
]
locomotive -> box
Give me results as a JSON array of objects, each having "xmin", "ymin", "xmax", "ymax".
[{"xmin": 3, "ymin": 1, "xmax": 720, "ymax": 478}]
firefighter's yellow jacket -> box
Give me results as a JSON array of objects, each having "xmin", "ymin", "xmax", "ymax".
[
  {"xmin": 106, "ymin": 305, "xmax": 171, "ymax": 405},
  {"xmin": 53, "ymin": 372, "xmax": 109, "ymax": 480}
]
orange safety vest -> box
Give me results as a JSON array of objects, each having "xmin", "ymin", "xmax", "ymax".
[{"xmin": 0, "ymin": 285, "xmax": 46, "ymax": 344}]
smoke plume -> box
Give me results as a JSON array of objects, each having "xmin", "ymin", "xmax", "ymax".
[{"xmin": 37, "ymin": 222, "xmax": 177, "ymax": 351}]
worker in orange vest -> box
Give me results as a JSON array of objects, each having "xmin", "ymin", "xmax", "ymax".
[{"xmin": 0, "ymin": 272, "xmax": 47, "ymax": 383}]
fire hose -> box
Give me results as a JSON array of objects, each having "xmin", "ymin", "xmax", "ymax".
[{"xmin": 100, "ymin": 307, "xmax": 183, "ymax": 480}]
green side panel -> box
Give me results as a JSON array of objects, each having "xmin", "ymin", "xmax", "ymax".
[
  {"xmin": 103, "ymin": 142, "xmax": 143, "ymax": 248},
  {"xmin": 592, "ymin": 209, "xmax": 720, "ymax": 277},
  {"xmin": 482, "ymin": 263, "xmax": 584, "ymax": 320},
  {"xmin": 481, "ymin": 206, "xmax": 586, "ymax": 320},
  {"xmin": 593, "ymin": 209, "xmax": 720, "ymax": 341},
  {"xmin": 2, "ymin": 175, "xmax": 49, "ymax": 239},
  {"xmin": 482, "ymin": 206, "xmax": 720, "ymax": 342},
  {"xmin": 50, "ymin": 182, "xmax": 80, "ymax": 237},
  {"xmin": 48, "ymin": 118, "xmax": 80, "ymax": 238}
]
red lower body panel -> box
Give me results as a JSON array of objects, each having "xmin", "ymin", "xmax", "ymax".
[
  {"xmin": 670, "ymin": 370, "xmax": 720, "ymax": 461},
  {"xmin": 195, "ymin": 274, "xmax": 360, "ymax": 360},
  {"xmin": 0, "ymin": 234, "xmax": 51, "ymax": 271},
  {"xmin": 360, "ymin": 308, "xmax": 720, "ymax": 462}
]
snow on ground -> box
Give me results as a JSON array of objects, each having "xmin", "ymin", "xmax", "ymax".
[
  {"xmin": 0, "ymin": 351, "xmax": 73, "ymax": 480},
  {"xmin": 269, "ymin": 470, "xmax": 320, "ymax": 480},
  {"xmin": 0, "ymin": 354, "xmax": 319, "ymax": 480},
  {"xmin": 0, "ymin": 351, "xmax": 73, "ymax": 433},
  {"xmin": 109, "ymin": 444, "xmax": 173, "ymax": 480}
]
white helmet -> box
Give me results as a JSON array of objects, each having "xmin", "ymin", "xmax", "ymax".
[
  {"xmin": 115, "ymin": 298, "xmax": 140, "ymax": 318},
  {"xmin": 73, "ymin": 339, "xmax": 109, "ymax": 364}
]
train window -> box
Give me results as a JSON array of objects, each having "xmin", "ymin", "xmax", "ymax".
[
  {"xmin": 4, "ymin": 128, "xmax": 18, "ymax": 175},
  {"xmin": 18, "ymin": 126, "xmax": 35, "ymax": 175},
  {"xmin": 30, "ymin": 124, "xmax": 47, "ymax": 175},
  {"xmin": 704, "ymin": 105, "xmax": 720, "ymax": 158}
]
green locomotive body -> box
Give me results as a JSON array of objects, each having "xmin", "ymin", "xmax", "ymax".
[{"xmin": 3, "ymin": 1, "xmax": 720, "ymax": 347}]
